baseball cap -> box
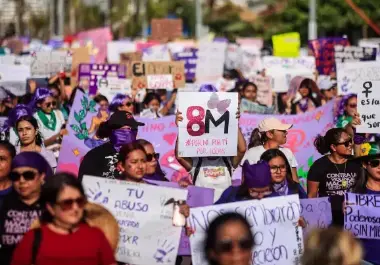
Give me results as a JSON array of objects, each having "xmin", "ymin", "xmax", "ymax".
[
  {"xmin": 107, "ymin": 111, "xmax": 145, "ymax": 130},
  {"xmin": 318, "ymin": 78, "xmax": 337, "ymax": 91},
  {"xmin": 258, "ymin": 117, "xmax": 292, "ymax": 132}
]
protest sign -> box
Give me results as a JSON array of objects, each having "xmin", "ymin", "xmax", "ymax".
[
  {"xmin": 272, "ymin": 32, "xmax": 300, "ymax": 58},
  {"xmin": 225, "ymin": 43, "xmax": 241, "ymax": 70},
  {"xmin": 334, "ymin": 45, "xmax": 377, "ymax": 64},
  {"xmin": 142, "ymin": 45, "xmax": 171, "ymax": 62},
  {"xmin": 107, "ymin": 41, "xmax": 136, "ymax": 63},
  {"xmin": 236, "ymin": 37, "xmax": 264, "ymax": 49},
  {"xmin": 195, "ymin": 41, "xmax": 227, "ymax": 83},
  {"xmin": 172, "ymin": 48, "xmax": 197, "ymax": 81},
  {"xmin": 83, "ymin": 176, "xmax": 187, "ymax": 265},
  {"xmin": 189, "ymin": 194, "xmax": 303, "ymax": 265},
  {"xmin": 355, "ymin": 80, "xmax": 380, "ymax": 133},
  {"xmin": 131, "ymin": 61, "xmax": 185, "ymax": 89},
  {"xmin": 78, "ymin": 63, "xmax": 127, "ymax": 95},
  {"xmin": 151, "ymin": 18, "xmax": 183, "ymax": 40},
  {"xmin": 263, "ymin": 56, "xmax": 315, "ymax": 93},
  {"xmin": 240, "ymin": 98, "xmax": 275, "ymax": 114},
  {"xmin": 145, "ymin": 180, "xmax": 214, "ymax": 255},
  {"xmin": 177, "ymin": 92, "xmax": 238, "ymax": 157},
  {"xmin": 215, "ymin": 77, "xmax": 236, "ymax": 92},
  {"xmin": 250, "ymin": 75, "xmax": 273, "ymax": 106},
  {"xmin": 120, "ymin": 51, "xmax": 143, "ymax": 65},
  {"xmin": 97, "ymin": 78, "xmax": 132, "ymax": 102},
  {"xmin": 240, "ymin": 45, "xmax": 263, "ymax": 77},
  {"xmin": 76, "ymin": 27, "xmax": 112, "ymax": 63},
  {"xmin": 0, "ymin": 64, "xmax": 30, "ymax": 96},
  {"xmin": 0, "ymin": 54, "xmax": 31, "ymax": 65},
  {"xmin": 57, "ymin": 91, "xmax": 107, "ymax": 174},
  {"xmin": 30, "ymin": 50, "xmax": 72, "ymax": 77},
  {"xmin": 70, "ymin": 47, "xmax": 91, "ymax": 90},
  {"xmin": 308, "ymin": 37, "xmax": 350, "ymax": 75},
  {"xmin": 336, "ymin": 61, "xmax": 380, "ymax": 95},
  {"xmin": 345, "ymin": 192, "xmax": 380, "ymax": 239},
  {"xmin": 300, "ymin": 197, "xmax": 332, "ymax": 235}
]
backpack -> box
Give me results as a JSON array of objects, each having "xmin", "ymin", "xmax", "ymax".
[
  {"xmin": 192, "ymin": 157, "xmax": 232, "ymax": 184},
  {"xmin": 31, "ymin": 228, "xmax": 42, "ymax": 265}
]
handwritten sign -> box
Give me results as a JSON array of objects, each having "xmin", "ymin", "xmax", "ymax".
[
  {"xmin": 151, "ymin": 18, "xmax": 183, "ymax": 40},
  {"xmin": 0, "ymin": 64, "xmax": 30, "ymax": 96},
  {"xmin": 147, "ymin": 75, "xmax": 173, "ymax": 90},
  {"xmin": 334, "ymin": 45, "xmax": 377, "ymax": 64},
  {"xmin": 83, "ymin": 176, "xmax": 187, "ymax": 265},
  {"xmin": 131, "ymin": 61, "xmax": 185, "ymax": 89},
  {"xmin": 188, "ymin": 195, "xmax": 303, "ymax": 265},
  {"xmin": 336, "ymin": 61, "xmax": 380, "ymax": 95},
  {"xmin": 195, "ymin": 42, "xmax": 227, "ymax": 83},
  {"xmin": 178, "ymin": 92, "xmax": 238, "ymax": 157},
  {"xmin": 355, "ymin": 80, "xmax": 380, "ymax": 133},
  {"xmin": 78, "ymin": 63, "xmax": 127, "ymax": 95},
  {"xmin": 30, "ymin": 50, "xmax": 72, "ymax": 77},
  {"xmin": 172, "ymin": 48, "xmax": 197, "ymax": 81},
  {"xmin": 272, "ymin": 32, "xmax": 300, "ymax": 58},
  {"xmin": 345, "ymin": 192, "xmax": 380, "ymax": 239},
  {"xmin": 250, "ymin": 75, "xmax": 273, "ymax": 106},
  {"xmin": 300, "ymin": 197, "xmax": 332, "ymax": 235},
  {"xmin": 120, "ymin": 51, "xmax": 143, "ymax": 65}
]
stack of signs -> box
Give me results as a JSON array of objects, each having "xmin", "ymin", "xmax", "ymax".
[
  {"xmin": 131, "ymin": 61, "xmax": 185, "ymax": 90},
  {"xmin": 151, "ymin": 18, "xmax": 183, "ymax": 40},
  {"xmin": 30, "ymin": 50, "xmax": 72, "ymax": 77},
  {"xmin": 172, "ymin": 48, "xmax": 197, "ymax": 81},
  {"xmin": 177, "ymin": 92, "xmax": 238, "ymax": 157},
  {"xmin": 263, "ymin": 56, "xmax": 315, "ymax": 93},
  {"xmin": 355, "ymin": 80, "xmax": 380, "ymax": 133},
  {"xmin": 308, "ymin": 37, "xmax": 350, "ymax": 76},
  {"xmin": 272, "ymin": 32, "xmax": 300, "ymax": 58},
  {"xmin": 195, "ymin": 42, "xmax": 227, "ymax": 83},
  {"xmin": 77, "ymin": 63, "xmax": 128, "ymax": 97}
]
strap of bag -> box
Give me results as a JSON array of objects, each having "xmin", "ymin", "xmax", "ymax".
[
  {"xmin": 31, "ymin": 228, "xmax": 42, "ymax": 265},
  {"xmin": 192, "ymin": 158, "xmax": 203, "ymax": 184},
  {"xmin": 222, "ymin": 157, "xmax": 232, "ymax": 176}
]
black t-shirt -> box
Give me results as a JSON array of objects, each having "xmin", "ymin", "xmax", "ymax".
[
  {"xmin": 0, "ymin": 192, "xmax": 42, "ymax": 265},
  {"xmin": 308, "ymin": 155, "xmax": 361, "ymax": 210},
  {"xmin": 78, "ymin": 142, "xmax": 122, "ymax": 182}
]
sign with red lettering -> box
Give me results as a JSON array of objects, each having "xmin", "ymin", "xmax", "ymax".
[
  {"xmin": 177, "ymin": 92, "xmax": 238, "ymax": 157},
  {"xmin": 147, "ymin": 74, "xmax": 173, "ymax": 90}
]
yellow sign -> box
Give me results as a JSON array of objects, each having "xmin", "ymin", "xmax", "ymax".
[{"xmin": 272, "ymin": 32, "xmax": 300, "ymax": 58}]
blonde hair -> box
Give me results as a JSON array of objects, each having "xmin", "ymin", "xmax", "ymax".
[{"xmin": 302, "ymin": 227, "xmax": 362, "ymax": 265}]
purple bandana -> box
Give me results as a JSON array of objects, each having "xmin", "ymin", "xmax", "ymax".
[{"xmin": 109, "ymin": 128, "xmax": 137, "ymax": 152}]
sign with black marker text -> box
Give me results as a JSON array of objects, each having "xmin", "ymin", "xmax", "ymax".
[{"xmin": 355, "ymin": 80, "xmax": 380, "ymax": 133}]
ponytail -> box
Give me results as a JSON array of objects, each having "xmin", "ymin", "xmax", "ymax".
[
  {"xmin": 314, "ymin": 135, "xmax": 329, "ymax": 155},
  {"xmin": 314, "ymin": 128, "xmax": 347, "ymax": 155},
  {"xmin": 248, "ymin": 128, "xmax": 268, "ymax": 149}
]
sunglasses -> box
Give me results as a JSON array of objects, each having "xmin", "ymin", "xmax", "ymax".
[
  {"xmin": 45, "ymin": 101, "xmax": 57, "ymax": 108},
  {"xmin": 10, "ymin": 170, "xmax": 37, "ymax": 181},
  {"xmin": 123, "ymin": 102, "xmax": 133, "ymax": 107},
  {"xmin": 368, "ymin": 159, "xmax": 380, "ymax": 168},
  {"xmin": 56, "ymin": 197, "xmax": 87, "ymax": 211},
  {"xmin": 348, "ymin": 104, "xmax": 357, "ymax": 108},
  {"xmin": 146, "ymin": 153, "xmax": 160, "ymax": 162},
  {"xmin": 215, "ymin": 237, "xmax": 253, "ymax": 253},
  {"xmin": 335, "ymin": 139, "xmax": 353, "ymax": 147}
]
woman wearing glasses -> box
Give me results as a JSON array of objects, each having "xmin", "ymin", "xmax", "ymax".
[
  {"xmin": 351, "ymin": 142, "xmax": 380, "ymax": 265},
  {"xmin": 31, "ymin": 88, "xmax": 66, "ymax": 157},
  {"xmin": 307, "ymin": 128, "xmax": 361, "ymax": 226},
  {"xmin": 260, "ymin": 149, "xmax": 307, "ymax": 198},
  {"xmin": 109, "ymin": 94, "xmax": 134, "ymax": 114},
  {"xmin": 11, "ymin": 173, "xmax": 116, "ymax": 265},
  {"xmin": 204, "ymin": 213, "xmax": 254, "ymax": 265},
  {"xmin": 0, "ymin": 152, "xmax": 52, "ymax": 265},
  {"xmin": 136, "ymin": 139, "xmax": 167, "ymax": 181}
]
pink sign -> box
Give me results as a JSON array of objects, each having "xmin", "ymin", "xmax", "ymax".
[{"xmin": 76, "ymin": 27, "xmax": 112, "ymax": 63}]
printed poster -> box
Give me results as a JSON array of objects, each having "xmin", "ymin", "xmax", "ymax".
[
  {"xmin": 83, "ymin": 176, "xmax": 187, "ymax": 265},
  {"xmin": 177, "ymin": 92, "xmax": 238, "ymax": 157},
  {"xmin": 189, "ymin": 195, "xmax": 303, "ymax": 265}
]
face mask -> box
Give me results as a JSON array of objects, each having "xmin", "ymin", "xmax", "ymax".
[{"xmin": 109, "ymin": 128, "xmax": 137, "ymax": 152}]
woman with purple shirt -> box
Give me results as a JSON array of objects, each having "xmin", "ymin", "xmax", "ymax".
[{"xmin": 352, "ymin": 142, "xmax": 380, "ymax": 265}]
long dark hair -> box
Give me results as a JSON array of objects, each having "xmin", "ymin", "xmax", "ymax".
[
  {"xmin": 0, "ymin": 140, "xmax": 16, "ymax": 158},
  {"xmin": 143, "ymin": 92, "xmax": 161, "ymax": 106},
  {"xmin": 314, "ymin": 128, "xmax": 347, "ymax": 155},
  {"xmin": 135, "ymin": 139, "xmax": 165, "ymax": 177},
  {"xmin": 353, "ymin": 156, "xmax": 380, "ymax": 194},
  {"xmin": 40, "ymin": 172, "xmax": 86, "ymax": 223},
  {"xmin": 205, "ymin": 213, "xmax": 254, "ymax": 265},
  {"xmin": 118, "ymin": 142, "xmax": 147, "ymax": 165},
  {"xmin": 248, "ymin": 128, "xmax": 270, "ymax": 148},
  {"xmin": 16, "ymin": 115, "xmax": 43, "ymax": 146},
  {"xmin": 260, "ymin": 149, "xmax": 299, "ymax": 193}
]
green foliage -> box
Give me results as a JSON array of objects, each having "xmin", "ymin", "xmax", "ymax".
[{"xmin": 71, "ymin": 95, "xmax": 97, "ymax": 141}]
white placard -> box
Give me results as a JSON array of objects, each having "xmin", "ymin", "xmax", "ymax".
[
  {"xmin": 240, "ymin": 45, "xmax": 263, "ymax": 77},
  {"xmin": 107, "ymin": 41, "xmax": 136, "ymax": 63},
  {"xmin": 225, "ymin": 43, "xmax": 242, "ymax": 70},
  {"xmin": 215, "ymin": 77, "xmax": 236, "ymax": 92},
  {"xmin": 147, "ymin": 74, "xmax": 174, "ymax": 90},
  {"xmin": 0, "ymin": 64, "xmax": 30, "ymax": 96},
  {"xmin": 30, "ymin": 50, "xmax": 72, "ymax": 77},
  {"xmin": 83, "ymin": 176, "xmax": 187, "ymax": 265},
  {"xmin": 300, "ymin": 197, "xmax": 332, "ymax": 235},
  {"xmin": 142, "ymin": 45, "xmax": 171, "ymax": 62},
  {"xmin": 97, "ymin": 78, "xmax": 132, "ymax": 102},
  {"xmin": 355, "ymin": 80, "xmax": 380, "ymax": 133},
  {"xmin": 178, "ymin": 92, "xmax": 238, "ymax": 157},
  {"xmin": 336, "ymin": 61, "xmax": 380, "ymax": 95},
  {"xmin": 196, "ymin": 42, "xmax": 227, "ymax": 83},
  {"xmin": 189, "ymin": 195, "xmax": 303, "ymax": 265},
  {"xmin": 263, "ymin": 56, "xmax": 315, "ymax": 93}
]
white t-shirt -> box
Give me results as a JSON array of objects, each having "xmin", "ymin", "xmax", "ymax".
[
  {"xmin": 241, "ymin": 145, "xmax": 298, "ymax": 168},
  {"xmin": 191, "ymin": 157, "xmax": 233, "ymax": 202},
  {"xmin": 16, "ymin": 146, "xmax": 57, "ymax": 170}
]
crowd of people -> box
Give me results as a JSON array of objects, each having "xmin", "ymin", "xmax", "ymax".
[{"xmin": 0, "ymin": 37, "xmax": 378, "ymax": 265}]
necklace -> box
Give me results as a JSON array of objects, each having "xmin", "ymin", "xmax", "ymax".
[{"xmin": 333, "ymin": 160, "xmax": 347, "ymax": 188}]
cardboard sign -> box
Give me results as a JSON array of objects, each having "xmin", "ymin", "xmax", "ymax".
[
  {"xmin": 83, "ymin": 176, "xmax": 187, "ymax": 265},
  {"xmin": 151, "ymin": 18, "xmax": 183, "ymax": 40},
  {"xmin": 70, "ymin": 47, "xmax": 91, "ymax": 89},
  {"xmin": 272, "ymin": 32, "xmax": 300, "ymax": 58},
  {"xmin": 300, "ymin": 197, "xmax": 332, "ymax": 235},
  {"xmin": 345, "ymin": 192, "xmax": 380, "ymax": 239},
  {"xmin": 250, "ymin": 75, "xmax": 273, "ymax": 106},
  {"xmin": 189, "ymin": 195, "xmax": 303, "ymax": 265},
  {"xmin": 334, "ymin": 45, "xmax": 377, "ymax": 64},
  {"xmin": 107, "ymin": 41, "xmax": 136, "ymax": 63},
  {"xmin": 177, "ymin": 92, "xmax": 238, "ymax": 157},
  {"xmin": 355, "ymin": 80, "xmax": 380, "ymax": 133},
  {"xmin": 78, "ymin": 63, "xmax": 127, "ymax": 95},
  {"xmin": 120, "ymin": 51, "xmax": 143, "ymax": 78},
  {"xmin": 142, "ymin": 45, "xmax": 171, "ymax": 62},
  {"xmin": 30, "ymin": 50, "xmax": 72, "ymax": 77},
  {"xmin": 131, "ymin": 61, "xmax": 185, "ymax": 89},
  {"xmin": 195, "ymin": 42, "xmax": 227, "ymax": 83}
]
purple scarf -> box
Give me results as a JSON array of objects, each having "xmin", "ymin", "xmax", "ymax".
[
  {"xmin": 109, "ymin": 129, "xmax": 137, "ymax": 152},
  {"xmin": 273, "ymin": 179, "xmax": 289, "ymax": 196}
]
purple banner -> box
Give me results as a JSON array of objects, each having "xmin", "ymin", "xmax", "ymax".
[
  {"xmin": 78, "ymin": 63, "xmax": 127, "ymax": 95},
  {"xmin": 145, "ymin": 180, "xmax": 214, "ymax": 255},
  {"xmin": 172, "ymin": 48, "xmax": 197, "ymax": 81},
  {"xmin": 308, "ymin": 37, "xmax": 350, "ymax": 75}
]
